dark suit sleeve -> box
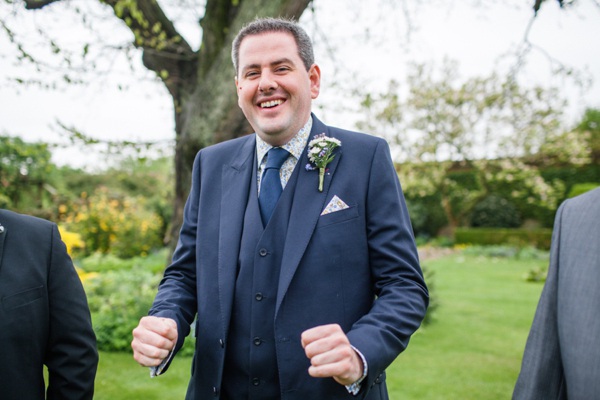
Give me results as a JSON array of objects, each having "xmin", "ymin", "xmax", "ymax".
[
  {"xmin": 148, "ymin": 151, "xmax": 202, "ymax": 366},
  {"xmin": 346, "ymin": 138, "xmax": 429, "ymax": 394},
  {"xmin": 512, "ymin": 201, "xmax": 567, "ymax": 400},
  {"xmin": 45, "ymin": 224, "xmax": 98, "ymax": 400}
]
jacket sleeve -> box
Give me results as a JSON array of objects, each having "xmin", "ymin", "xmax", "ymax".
[
  {"xmin": 148, "ymin": 150, "xmax": 203, "ymax": 369},
  {"xmin": 346, "ymin": 138, "xmax": 429, "ymax": 396},
  {"xmin": 45, "ymin": 224, "xmax": 98, "ymax": 400},
  {"xmin": 512, "ymin": 201, "xmax": 568, "ymax": 400}
]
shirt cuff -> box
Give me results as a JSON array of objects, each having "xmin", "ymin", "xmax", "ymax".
[
  {"xmin": 149, "ymin": 349, "xmax": 174, "ymax": 378},
  {"xmin": 345, "ymin": 345, "xmax": 368, "ymax": 396}
]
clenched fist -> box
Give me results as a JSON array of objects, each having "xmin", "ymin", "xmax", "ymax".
[
  {"xmin": 132, "ymin": 316, "xmax": 178, "ymax": 367},
  {"xmin": 301, "ymin": 324, "xmax": 363, "ymax": 386}
]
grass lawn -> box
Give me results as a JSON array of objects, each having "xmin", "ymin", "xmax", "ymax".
[
  {"xmin": 92, "ymin": 253, "xmax": 545, "ymax": 399},
  {"xmin": 386, "ymin": 254, "xmax": 545, "ymax": 399}
]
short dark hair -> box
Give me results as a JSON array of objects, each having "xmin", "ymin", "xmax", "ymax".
[{"xmin": 232, "ymin": 17, "xmax": 314, "ymax": 75}]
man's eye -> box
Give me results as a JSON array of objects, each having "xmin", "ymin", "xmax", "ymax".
[
  {"xmin": 246, "ymin": 71, "xmax": 259, "ymax": 78},
  {"xmin": 275, "ymin": 67, "xmax": 289, "ymax": 72}
]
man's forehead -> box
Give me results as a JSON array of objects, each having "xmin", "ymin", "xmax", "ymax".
[{"xmin": 238, "ymin": 31, "xmax": 297, "ymax": 59}]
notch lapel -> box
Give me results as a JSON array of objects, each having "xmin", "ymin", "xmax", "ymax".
[
  {"xmin": 218, "ymin": 135, "xmax": 255, "ymax": 337},
  {"xmin": 275, "ymin": 118, "xmax": 343, "ymax": 317}
]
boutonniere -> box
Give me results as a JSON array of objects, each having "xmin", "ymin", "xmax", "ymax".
[{"xmin": 305, "ymin": 133, "xmax": 341, "ymax": 191}]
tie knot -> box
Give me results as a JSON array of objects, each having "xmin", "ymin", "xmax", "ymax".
[{"xmin": 265, "ymin": 147, "xmax": 289, "ymax": 170}]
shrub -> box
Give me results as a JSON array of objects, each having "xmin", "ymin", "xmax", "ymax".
[
  {"xmin": 80, "ymin": 248, "xmax": 169, "ymax": 274},
  {"xmin": 461, "ymin": 245, "xmax": 549, "ymax": 260},
  {"xmin": 568, "ymin": 183, "xmax": 599, "ymax": 198},
  {"xmin": 67, "ymin": 187, "xmax": 164, "ymax": 258},
  {"xmin": 524, "ymin": 266, "xmax": 548, "ymax": 282},
  {"xmin": 421, "ymin": 265, "xmax": 438, "ymax": 327},
  {"xmin": 454, "ymin": 228, "xmax": 553, "ymax": 249},
  {"xmin": 82, "ymin": 252, "xmax": 193, "ymax": 354},
  {"xmin": 470, "ymin": 195, "xmax": 521, "ymax": 228}
]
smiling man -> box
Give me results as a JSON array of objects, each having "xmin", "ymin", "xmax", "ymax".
[{"xmin": 132, "ymin": 18, "xmax": 428, "ymax": 400}]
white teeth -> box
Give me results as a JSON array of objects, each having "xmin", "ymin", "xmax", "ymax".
[{"xmin": 260, "ymin": 100, "xmax": 283, "ymax": 108}]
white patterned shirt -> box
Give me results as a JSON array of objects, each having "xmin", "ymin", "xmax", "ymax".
[{"xmin": 256, "ymin": 117, "xmax": 312, "ymax": 195}]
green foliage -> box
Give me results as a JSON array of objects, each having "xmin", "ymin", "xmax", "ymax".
[
  {"xmin": 524, "ymin": 266, "xmax": 548, "ymax": 283},
  {"xmin": 66, "ymin": 187, "xmax": 164, "ymax": 258},
  {"xmin": 80, "ymin": 248, "xmax": 169, "ymax": 274},
  {"xmin": 461, "ymin": 245, "xmax": 549, "ymax": 260},
  {"xmin": 86, "ymin": 268, "xmax": 162, "ymax": 351},
  {"xmin": 420, "ymin": 265, "xmax": 438, "ymax": 326},
  {"xmin": 470, "ymin": 195, "xmax": 521, "ymax": 228},
  {"xmin": 568, "ymin": 183, "xmax": 599, "ymax": 198},
  {"xmin": 574, "ymin": 108, "xmax": 600, "ymax": 163},
  {"xmin": 454, "ymin": 228, "xmax": 553, "ymax": 249},
  {"xmin": 0, "ymin": 136, "xmax": 58, "ymax": 215},
  {"xmin": 81, "ymin": 249, "xmax": 196, "ymax": 354}
]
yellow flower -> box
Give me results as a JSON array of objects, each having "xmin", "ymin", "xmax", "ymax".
[
  {"xmin": 59, "ymin": 204, "xmax": 67, "ymax": 213},
  {"xmin": 58, "ymin": 226, "xmax": 85, "ymax": 256},
  {"xmin": 75, "ymin": 268, "xmax": 99, "ymax": 284}
]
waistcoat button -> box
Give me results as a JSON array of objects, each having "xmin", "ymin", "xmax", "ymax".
[
  {"xmin": 255, "ymin": 293, "xmax": 263, "ymax": 301},
  {"xmin": 252, "ymin": 378, "xmax": 260, "ymax": 386},
  {"xmin": 259, "ymin": 248, "xmax": 268, "ymax": 256},
  {"xmin": 253, "ymin": 337, "xmax": 262, "ymax": 346}
]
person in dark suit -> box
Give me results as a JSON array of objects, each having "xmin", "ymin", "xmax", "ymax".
[
  {"xmin": 513, "ymin": 187, "xmax": 600, "ymax": 400},
  {"xmin": 132, "ymin": 18, "xmax": 428, "ymax": 400},
  {"xmin": 0, "ymin": 209, "xmax": 98, "ymax": 399}
]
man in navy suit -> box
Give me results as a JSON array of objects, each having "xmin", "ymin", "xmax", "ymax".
[{"xmin": 132, "ymin": 18, "xmax": 428, "ymax": 399}]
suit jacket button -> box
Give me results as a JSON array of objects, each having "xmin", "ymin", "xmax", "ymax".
[
  {"xmin": 253, "ymin": 337, "xmax": 262, "ymax": 346},
  {"xmin": 219, "ymin": 339, "xmax": 225, "ymax": 348},
  {"xmin": 252, "ymin": 378, "xmax": 260, "ymax": 386},
  {"xmin": 259, "ymin": 248, "xmax": 268, "ymax": 256},
  {"xmin": 213, "ymin": 387, "xmax": 219, "ymax": 395}
]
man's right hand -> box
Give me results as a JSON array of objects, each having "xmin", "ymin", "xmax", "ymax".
[{"xmin": 132, "ymin": 316, "xmax": 178, "ymax": 367}]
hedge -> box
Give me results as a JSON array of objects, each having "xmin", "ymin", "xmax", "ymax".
[{"xmin": 454, "ymin": 228, "xmax": 553, "ymax": 250}]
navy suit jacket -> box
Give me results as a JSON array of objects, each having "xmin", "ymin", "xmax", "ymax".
[
  {"xmin": 0, "ymin": 210, "xmax": 98, "ymax": 399},
  {"xmin": 150, "ymin": 115, "xmax": 428, "ymax": 399}
]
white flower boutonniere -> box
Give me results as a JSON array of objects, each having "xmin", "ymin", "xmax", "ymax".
[{"xmin": 305, "ymin": 133, "xmax": 341, "ymax": 191}]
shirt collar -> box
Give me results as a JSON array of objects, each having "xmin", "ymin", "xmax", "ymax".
[{"xmin": 256, "ymin": 116, "xmax": 313, "ymax": 165}]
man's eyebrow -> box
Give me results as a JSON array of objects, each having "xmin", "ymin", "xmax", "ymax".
[
  {"xmin": 271, "ymin": 58, "xmax": 295, "ymax": 67},
  {"xmin": 240, "ymin": 58, "xmax": 296, "ymax": 74}
]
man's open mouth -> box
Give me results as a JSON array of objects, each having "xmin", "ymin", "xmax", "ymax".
[{"xmin": 259, "ymin": 99, "xmax": 284, "ymax": 108}]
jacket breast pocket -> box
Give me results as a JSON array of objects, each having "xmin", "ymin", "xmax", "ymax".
[
  {"xmin": 2, "ymin": 285, "xmax": 44, "ymax": 311},
  {"xmin": 317, "ymin": 204, "xmax": 359, "ymax": 228}
]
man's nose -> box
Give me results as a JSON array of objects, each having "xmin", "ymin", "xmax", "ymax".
[{"xmin": 258, "ymin": 71, "xmax": 278, "ymax": 92}]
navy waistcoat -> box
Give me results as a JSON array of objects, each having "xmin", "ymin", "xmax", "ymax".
[{"xmin": 221, "ymin": 154, "xmax": 301, "ymax": 400}]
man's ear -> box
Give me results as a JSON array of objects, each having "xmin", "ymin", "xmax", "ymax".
[
  {"xmin": 235, "ymin": 76, "xmax": 240, "ymax": 92},
  {"xmin": 309, "ymin": 64, "xmax": 321, "ymax": 100}
]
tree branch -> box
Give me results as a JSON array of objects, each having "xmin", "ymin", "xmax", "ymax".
[
  {"xmin": 23, "ymin": 0, "xmax": 60, "ymax": 10},
  {"xmin": 102, "ymin": 0, "xmax": 197, "ymax": 100}
]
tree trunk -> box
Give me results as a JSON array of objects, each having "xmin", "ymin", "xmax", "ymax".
[{"xmin": 167, "ymin": 0, "xmax": 312, "ymax": 256}]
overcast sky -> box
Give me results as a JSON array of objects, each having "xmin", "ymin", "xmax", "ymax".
[{"xmin": 0, "ymin": 0, "xmax": 598, "ymax": 168}]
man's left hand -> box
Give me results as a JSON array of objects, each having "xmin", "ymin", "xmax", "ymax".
[{"xmin": 301, "ymin": 324, "xmax": 363, "ymax": 386}]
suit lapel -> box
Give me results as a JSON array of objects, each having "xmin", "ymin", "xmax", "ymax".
[
  {"xmin": 275, "ymin": 117, "xmax": 343, "ymax": 317},
  {"xmin": 218, "ymin": 135, "xmax": 255, "ymax": 336}
]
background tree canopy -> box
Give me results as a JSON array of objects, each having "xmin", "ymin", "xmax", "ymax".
[{"xmin": 1, "ymin": 0, "xmax": 598, "ymax": 247}]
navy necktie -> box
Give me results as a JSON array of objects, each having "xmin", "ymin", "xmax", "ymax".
[{"xmin": 259, "ymin": 147, "xmax": 290, "ymax": 227}]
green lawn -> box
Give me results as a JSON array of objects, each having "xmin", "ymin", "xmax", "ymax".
[
  {"xmin": 93, "ymin": 253, "xmax": 545, "ymax": 399},
  {"xmin": 387, "ymin": 254, "xmax": 545, "ymax": 399}
]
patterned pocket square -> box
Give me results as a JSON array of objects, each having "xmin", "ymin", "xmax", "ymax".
[{"xmin": 321, "ymin": 195, "xmax": 349, "ymax": 216}]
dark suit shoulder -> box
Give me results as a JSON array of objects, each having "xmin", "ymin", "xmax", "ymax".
[
  {"xmin": 198, "ymin": 134, "xmax": 255, "ymax": 158},
  {"xmin": 0, "ymin": 209, "xmax": 54, "ymax": 236}
]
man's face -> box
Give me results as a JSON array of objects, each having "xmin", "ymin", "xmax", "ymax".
[{"xmin": 235, "ymin": 31, "xmax": 320, "ymax": 146}]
